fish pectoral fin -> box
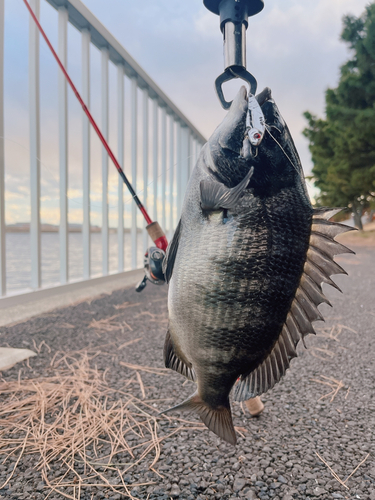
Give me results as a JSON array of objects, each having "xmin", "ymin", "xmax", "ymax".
[
  {"xmin": 162, "ymin": 219, "xmax": 182, "ymax": 283},
  {"xmin": 160, "ymin": 392, "xmax": 237, "ymax": 446},
  {"xmin": 234, "ymin": 207, "xmax": 355, "ymax": 402},
  {"xmin": 163, "ymin": 330, "xmax": 196, "ymax": 382},
  {"xmin": 200, "ymin": 167, "xmax": 254, "ymax": 211}
]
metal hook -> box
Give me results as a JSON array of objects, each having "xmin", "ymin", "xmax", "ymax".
[{"xmin": 215, "ymin": 66, "xmax": 258, "ymax": 110}]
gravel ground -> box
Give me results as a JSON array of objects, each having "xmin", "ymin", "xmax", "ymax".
[{"xmin": 0, "ymin": 239, "xmax": 374, "ymax": 500}]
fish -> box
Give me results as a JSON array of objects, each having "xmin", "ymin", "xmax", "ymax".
[{"xmin": 161, "ymin": 86, "xmax": 354, "ymax": 445}]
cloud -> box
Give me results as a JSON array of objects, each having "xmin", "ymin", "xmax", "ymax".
[{"xmin": 2, "ymin": 0, "xmax": 370, "ymax": 229}]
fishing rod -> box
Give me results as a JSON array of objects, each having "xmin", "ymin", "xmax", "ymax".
[{"xmin": 22, "ymin": 0, "xmax": 168, "ymax": 291}]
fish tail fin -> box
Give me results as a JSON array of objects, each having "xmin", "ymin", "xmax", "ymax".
[{"xmin": 161, "ymin": 392, "xmax": 237, "ymax": 445}]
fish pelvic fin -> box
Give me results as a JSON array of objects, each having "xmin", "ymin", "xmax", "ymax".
[
  {"xmin": 164, "ymin": 330, "xmax": 196, "ymax": 382},
  {"xmin": 161, "ymin": 392, "xmax": 237, "ymax": 446}
]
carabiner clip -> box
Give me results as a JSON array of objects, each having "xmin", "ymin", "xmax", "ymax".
[{"xmin": 215, "ymin": 66, "xmax": 258, "ymax": 110}]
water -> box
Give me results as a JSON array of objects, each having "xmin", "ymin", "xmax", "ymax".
[{"xmin": 6, "ymin": 232, "xmax": 145, "ymax": 294}]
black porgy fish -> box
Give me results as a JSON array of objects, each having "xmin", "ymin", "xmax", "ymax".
[{"xmin": 162, "ymin": 87, "xmax": 353, "ymax": 445}]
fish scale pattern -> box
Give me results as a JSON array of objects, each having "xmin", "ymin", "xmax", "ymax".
[
  {"xmin": 234, "ymin": 207, "xmax": 354, "ymax": 401},
  {"xmin": 169, "ymin": 184, "xmax": 313, "ymax": 399}
]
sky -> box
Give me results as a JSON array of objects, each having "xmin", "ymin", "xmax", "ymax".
[{"xmin": 2, "ymin": 0, "xmax": 371, "ymax": 227}]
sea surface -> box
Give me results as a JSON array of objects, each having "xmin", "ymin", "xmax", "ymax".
[{"xmin": 5, "ymin": 232, "xmax": 146, "ymax": 294}]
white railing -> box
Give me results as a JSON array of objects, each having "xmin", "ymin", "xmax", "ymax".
[{"xmin": 0, "ymin": 0, "xmax": 206, "ymax": 298}]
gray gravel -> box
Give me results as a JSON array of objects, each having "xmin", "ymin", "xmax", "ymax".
[{"xmin": 0, "ymin": 241, "xmax": 374, "ymax": 500}]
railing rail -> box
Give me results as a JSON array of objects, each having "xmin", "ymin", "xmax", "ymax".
[
  {"xmin": 0, "ymin": 0, "xmax": 5, "ymax": 296},
  {"xmin": 0, "ymin": 0, "xmax": 206, "ymax": 298}
]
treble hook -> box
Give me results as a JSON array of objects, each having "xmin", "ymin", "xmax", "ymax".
[{"xmin": 215, "ymin": 66, "xmax": 258, "ymax": 110}]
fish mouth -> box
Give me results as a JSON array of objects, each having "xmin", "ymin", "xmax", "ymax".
[
  {"xmin": 217, "ymin": 86, "xmax": 249, "ymax": 156},
  {"xmin": 203, "ymin": 87, "xmax": 251, "ymax": 187},
  {"xmin": 205, "ymin": 86, "xmax": 269, "ymax": 186},
  {"xmin": 209, "ymin": 86, "xmax": 272, "ymax": 160}
]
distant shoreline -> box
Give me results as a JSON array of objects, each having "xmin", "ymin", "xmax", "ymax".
[{"xmin": 6, "ymin": 224, "xmax": 140, "ymax": 234}]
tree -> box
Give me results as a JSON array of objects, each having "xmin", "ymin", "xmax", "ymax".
[{"xmin": 303, "ymin": 4, "xmax": 375, "ymax": 229}]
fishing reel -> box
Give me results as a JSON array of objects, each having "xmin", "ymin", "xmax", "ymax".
[{"xmin": 135, "ymin": 247, "xmax": 166, "ymax": 292}]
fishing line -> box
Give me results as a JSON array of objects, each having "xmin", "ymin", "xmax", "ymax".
[{"xmin": 264, "ymin": 125, "xmax": 303, "ymax": 179}]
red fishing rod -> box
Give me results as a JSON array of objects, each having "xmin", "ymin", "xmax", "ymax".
[{"xmin": 22, "ymin": 0, "xmax": 168, "ymax": 258}]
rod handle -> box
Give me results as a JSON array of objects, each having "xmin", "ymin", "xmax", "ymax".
[{"xmin": 147, "ymin": 222, "xmax": 168, "ymax": 252}]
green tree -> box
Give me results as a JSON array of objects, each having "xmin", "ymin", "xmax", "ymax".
[{"xmin": 303, "ymin": 4, "xmax": 375, "ymax": 229}]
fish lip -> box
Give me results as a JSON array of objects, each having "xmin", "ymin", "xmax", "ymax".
[
  {"xmin": 211, "ymin": 87, "xmax": 273, "ymax": 161},
  {"xmin": 215, "ymin": 86, "xmax": 249, "ymax": 155},
  {"xmin": 204, "ymin": 86, "xmax": 255, "ymax": 186}
]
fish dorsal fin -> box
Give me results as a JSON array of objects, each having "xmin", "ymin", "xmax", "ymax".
[
  {"xmin": 234, "ymin": 208, "xmax": 355, "ymax": 401},
  {"xmin": 163, "ymin": 330, "xmax": 196, "ymax": 382},
  {"xmin": 200, "ymin": 167, "xmax": 254, "ymax": 211},
  {"xmin": 162, "ymin": 219, "xmax": 182, "ymax": 283}
]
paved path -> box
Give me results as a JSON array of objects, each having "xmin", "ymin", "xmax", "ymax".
[{"xmin": 0, "ymin": 240, "xmax": 374, "ymax": 500}]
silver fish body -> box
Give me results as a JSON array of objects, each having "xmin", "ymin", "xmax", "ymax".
[{"xmin": 162, "ymin": 87, "xmax": 354, "ymax": 445}]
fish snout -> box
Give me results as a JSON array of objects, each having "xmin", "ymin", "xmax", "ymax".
[
  {"xmin": 209, "ymin": 86, "xmax": 249, "ymax": 158},
  {"xmin": 206, "ymin": 87, "xmax": 274, "ymax": 175}
]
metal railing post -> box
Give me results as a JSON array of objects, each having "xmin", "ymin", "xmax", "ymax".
[
  {"xmin": 189, "ymin": 133, "xmax": 194, "ymax": 178},
  {"xmin": 130, "ymin": 77, "xmax": 137, "ymax": 269},
  {"xmin": 152, "ymin": 99, "xmax": 158, "ymax": 222},
  {"xmin": 101, "ymin": 47, "xmax": 109, "ymax": 276},
  {"xmin": 58, "ymin": 6, "xmax": 69, "ymax": 284},
  {"xmin": 117, "ymin": 64, "xmax": 125, "ymax": 272},
  {"xmin": 195, "ymin": 139, "xmax": 199, "ymax": 166},
  {"xmin": 180, "ymin": 126, "xmax": 190, "ymax": 208},
  {"xmin": 176, "ymin": 122, "xmax": 182, "ymax": 217},
  {"xmin": 0, "ymin": 0, "xmax": 5, "ymax": 296},
  {"xmin": 82, "ymin": 29, "xmax": 91, "ymax": 280},
  {"xmin": 168, "ymin": 115, "xmax": 174, "ymax": 240},
  {"xmin": 29, "ymin": 0, "xmax": 41, "ymax": 290},
  {"xmin": 161, "ymin": 106, "xmax": 167, "ymax": 232},
  {"xmin": 142, "ymin": 88, "xmax": 149, "ymax": 251}
]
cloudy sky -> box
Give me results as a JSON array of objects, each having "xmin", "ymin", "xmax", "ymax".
[{"xmin": 3, "ymin": 0, "xmax": 370, "ymax": 227}]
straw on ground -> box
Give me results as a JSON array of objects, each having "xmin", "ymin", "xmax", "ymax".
[{"xmin": 0, "ymin": 352, "xmax": 203, "ymax": 500}]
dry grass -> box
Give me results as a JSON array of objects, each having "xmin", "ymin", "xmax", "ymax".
[
  {"xmin": 310, "ymin": 324, "xmax": 357, "ymax": 361},
  {"xmin": 310, "ymin": 345, "xmax": 336, "ymax": 361},
  {"xmin": 315, "ymin": 324, "xmax": 357, "ymax": 343},
  {"xmin": 315, "ymin": 451, "xmax": 370, "ymax": 490},
  {"xmin": 310, "ymin": 375, "xmax": 346, "ymax": 403},
  {"xmin": 0, "ymin": 352, "xmax": 204, "ymax": 499},
  {"xmin": 88, "ymin": 314, "xmax": 133, "ymax": 335},
  {"xmin": 309, "ymin": 323, "xmax": 358, "ymax": 401},
  {"xmin": 113, "ymin": 302, "xmax": 141, "ymax": 311}
]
